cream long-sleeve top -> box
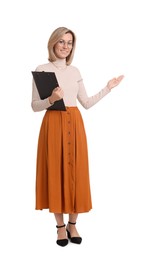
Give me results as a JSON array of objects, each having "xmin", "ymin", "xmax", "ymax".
[{"xmin": 31, "ymin": 59, "xmax": 111, "ymax": 112}]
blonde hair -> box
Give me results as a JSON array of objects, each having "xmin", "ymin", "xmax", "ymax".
[{"xmin": 48, "ymin": 27, "xmax": 76, "ymax": 65}]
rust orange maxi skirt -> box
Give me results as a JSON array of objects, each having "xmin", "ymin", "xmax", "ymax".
[{"xmin": 35, "ymin": 107, "xmax": 92, "ymax": 214}]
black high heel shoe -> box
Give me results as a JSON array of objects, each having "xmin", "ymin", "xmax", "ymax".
[
  {"xmin": 66, "ymin": 221, "xmax": 82, "ymax": 244},
  {"xmin": 56, "ymin": 224, "xmax": 68, "ymax": 247}
]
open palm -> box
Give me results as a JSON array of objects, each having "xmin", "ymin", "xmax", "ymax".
[{"xmin": 107, "ymin": 75, "xmax": 124, "ymax": 90}]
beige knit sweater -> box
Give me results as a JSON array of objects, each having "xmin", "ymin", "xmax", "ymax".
[{"xmin": 31, "ymin": 59, "xmax": 111, "ymax": 112}]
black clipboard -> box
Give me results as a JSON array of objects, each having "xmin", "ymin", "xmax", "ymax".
[{"xmin": 31, "ymin": 71, "xmax": 66, "ymax": 111}]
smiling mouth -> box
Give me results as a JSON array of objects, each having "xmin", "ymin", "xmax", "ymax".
[{"xmin": 61, "ymin": 50, "xmax": 69, "ymax": 54}]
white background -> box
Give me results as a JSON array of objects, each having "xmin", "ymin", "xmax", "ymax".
[{"xmin": 0, "ymin": 0, "xmax": 153, "ymax": 259}]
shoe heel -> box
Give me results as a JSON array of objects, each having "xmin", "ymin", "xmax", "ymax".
[{"xmin": 66, "ymin": 229, "xmax": 71, "ymax": 239}]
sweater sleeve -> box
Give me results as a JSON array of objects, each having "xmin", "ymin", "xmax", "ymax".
[
  {"xmin": 31, "ymin": 79, "xmax": 52, "ymax": 112},
  {"xmin": 77, "ymin": 79, "xmax": 111, "ymax": 109}
]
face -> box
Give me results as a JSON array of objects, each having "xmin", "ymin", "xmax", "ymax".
[{"xmin": 54, "ymin": 33, "xmax": 73, "ymax": 59}]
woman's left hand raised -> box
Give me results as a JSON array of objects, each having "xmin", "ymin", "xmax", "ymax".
[{"xmin": 107, "ymin": 75, "xmax": 124, "ymax": 90}]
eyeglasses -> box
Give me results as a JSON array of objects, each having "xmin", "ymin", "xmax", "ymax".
[{"xmin": 57, "ymin": 39, "xmax": 73, "ymax": 48}]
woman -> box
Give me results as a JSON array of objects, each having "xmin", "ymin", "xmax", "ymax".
[{"xmin": 31, "ymin": 26, "xmax": 124, "ymax": 247}]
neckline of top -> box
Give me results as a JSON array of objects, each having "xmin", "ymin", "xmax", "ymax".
[{"xmin": 52, "ymin": 59, "xmax": 67, "ymax": 70}]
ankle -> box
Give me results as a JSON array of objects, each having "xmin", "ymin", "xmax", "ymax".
[
  {"xmin": 56, "ymin": 224, "xmax": 66, "ymax": 228},
  {"xmin": 68, "ymin": 221, "xmax": 76, "ymax": 225}
]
